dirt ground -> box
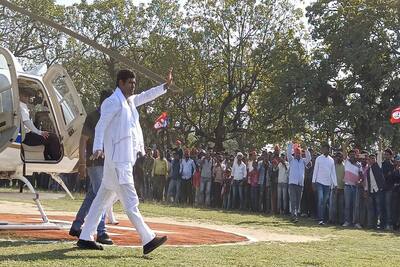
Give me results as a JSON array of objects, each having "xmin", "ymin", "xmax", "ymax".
[{"xmin": 0, "ymin": 200, "xmax": 325, "ymax": 246}]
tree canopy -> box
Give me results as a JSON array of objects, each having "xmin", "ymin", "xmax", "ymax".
[{"xmin": 1, "ymin": 0, "xmax": 399, "ymax": 152}]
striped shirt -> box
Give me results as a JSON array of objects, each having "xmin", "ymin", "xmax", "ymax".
[{"xmin": 344, "ymin": 159, "xmax": 361, "ymax": 185}]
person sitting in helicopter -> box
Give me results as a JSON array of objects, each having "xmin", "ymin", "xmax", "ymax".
[{"xmin": 19, "ymin": 87, "xmax": 61, "ymax": 160}]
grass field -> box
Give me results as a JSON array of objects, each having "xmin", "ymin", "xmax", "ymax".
[{"xmin": 1, "ymin": 190, "xmax": 400, "ymax": 266}]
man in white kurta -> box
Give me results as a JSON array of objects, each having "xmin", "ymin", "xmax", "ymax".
[{"xmin": 78, "ymin": 69, "xmax": 171, "ymax": 254}]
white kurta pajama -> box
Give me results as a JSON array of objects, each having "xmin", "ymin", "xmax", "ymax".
[{"xmin": 80, "ymin": 84, "xmax": 167, "ymax": 245}]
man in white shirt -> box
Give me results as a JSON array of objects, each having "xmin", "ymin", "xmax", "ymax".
[
  {"xmin": 312, "ymin": 143, "xmax": 337, "ymax": 225},
  {"xmin": 276, "ymin": 153, "xmax": 289, "ymax": 215},
  {"xmin": 77, "ymin": 69, "xmax": 172, "ymax": 255},
  {"xmin": 19, "ymin": 87, "xmax": 60, "ymax": 160},
  {"xmin": 231, "ymin": 152, "xmax": 247, "ymax": 210}
]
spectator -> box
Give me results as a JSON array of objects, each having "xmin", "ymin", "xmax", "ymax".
[
  {"xmin": 180, "ymin": 149, "xmax": 196, "ymax": 205},
  {"xmin": 167, "ymin": 152, "xmax": 182, "ymax": 203},
  {"xmin": 258, "ymin": 156, "xmax": 271, "ymax": 213},
  {"xmin": 231, "ymin": 152, "xmax": 247, "ymax": 210},
  {"xmin": 143, "ymin": 147, "xmax": 155, "ymax": 200},
  {"xmin": 342, "ymin": 148, "xmax": 363, "ymax": 228},
  {"xmin": 248, "ymin": 161, "xmax": 259, "ymax": 212},
  {"xmin": 358, "ymin": 152, "xmax": 370, "ymax": 227},
  {"xmin": 391, "ymin": 154, "xmax": 400, "ymax": 229},
  {"xmin": 212, "ymin": 155, "xmax": 225, "ymax": 207},
  {"xmin": 301, "ymin": 149, "xmax": 316, "ymax": 218},
  {"xmin": 382, "ymin": 148, "xmax": 395, "ymax": 230},
  {"xmin": 313, "ymin": 143, "xmax": 337, "ymax": 225},
  {"xmin": 134, "ymin": 151, "xmax": 145, "ymax": 200},
  {"xmin": 287, "ymin": 142, "xmax": 312, "ymax": 222},
  {"xmin": 199, "ymin": 151, "xmax": 214, "ymax": 206},
  {"xmin": 366, "ymin": 153, "xmax": 385, "ymax": 229},
  {"xmin": 276, "ymin": 153, "xmax": 289, "ymax": 215},
  {"xmin": 222, "ymin": 165, "xmax": 232, "ymax": 209},
  {"xmin": 329, "ymin": 151, "xmax": 345, "ymax": 225},
  {"xmin": 152, "ymin": 150, "xmax": 168, "ymax": 201},
  {"xmin": 193, "ymin": 165, "xmax": 201, "ymax": 206}
]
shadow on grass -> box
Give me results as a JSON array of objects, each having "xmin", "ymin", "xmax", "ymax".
[{"xmin": 0, "ymin": 242, "xmax": 155, "ymax": 262}]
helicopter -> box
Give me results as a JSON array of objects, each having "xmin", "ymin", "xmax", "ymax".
[
  {"xmin": 0, "ymin": 0, "xmax": 182, "ymax": 230},
  {"xmin": 0, "ymin": 46, "xmax": 86, "ymax": 229}
]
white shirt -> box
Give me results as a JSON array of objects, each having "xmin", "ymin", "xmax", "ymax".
[
  {"xmin": 20, "ymin": 102, "xmax": 41, "ymax": 135},
  {"xmin": 277, "ymin": 162, "xmax": 289, "ymax": 183},
  {"xmin": 93, "ymin": 85, "xmax": 166, "ymax": 189},
  {"xmin": 369, "ymin": 168, "xmax": 379, "ymax": 193},
  {"xmin": 232, "ymin": 161, "xmax": 247, "ymax": 181},
  {"xmin": 312, "ymin": 154, "xmax": 337, "ymax": 187}
]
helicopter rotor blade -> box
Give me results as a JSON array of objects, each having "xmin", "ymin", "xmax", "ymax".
[{"xmin": 0, "ymin": 0, "xmax": 182, "ymax": 92}]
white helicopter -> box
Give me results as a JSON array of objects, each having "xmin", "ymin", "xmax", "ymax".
[
  {"xmin": 0, "ymin": 46, "xmax": 86, "ymax": 229},
  {"xmin": 0, "ymin": 0, "xmax": 182, "ymax": 230}
]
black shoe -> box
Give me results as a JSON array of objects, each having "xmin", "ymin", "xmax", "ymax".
[
  {"xmin": 77, "ymin": 239, "xmax": 103, "ymax": 250},
  {"xmin": 96, "ymin": 233, "xmax": 114, "ymax": 245},
  {"xmin": 143, "ymin": 236, "xmax": 167, "ymax": 255},
  {"xmin": 69, "ymin": 228, "xmax": 81, "ymax": 238}
]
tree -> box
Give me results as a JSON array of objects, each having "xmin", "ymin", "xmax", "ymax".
[
  {"xmin": 306, "ymin": 0, "xmax": 400, "ymax": 149},
  {"xmin": 170, "ymin": 0, "xmax": 304, "ymax": 151}
]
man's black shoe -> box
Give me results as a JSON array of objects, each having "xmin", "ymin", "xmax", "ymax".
[
  {"xmin": 69, "ymin": 228, "xmax": 81, "ymax": 238},
  {"xmin": 96, "ymin": 233, "xmax": 114, "ymax": 245},
  {"xmin": 143, "ymin": 236, "xmax": 167, "ymax": 255},
  {"xmin": 77, "ymin": 239, "xmax": 104, "ymax": 250}
]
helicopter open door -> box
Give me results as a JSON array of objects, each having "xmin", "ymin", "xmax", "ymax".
[
  {"xmin": 43, "ymin": 65, "xmax": 86, "ymax": 159},
  {"xmin": 0, "ymin": 47, "xmax": 20, "ymax": 153}
]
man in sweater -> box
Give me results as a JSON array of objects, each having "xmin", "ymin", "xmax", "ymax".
[
  {"xmin": 342, "ymin": 149, "xmax": 363, "ymax": 228},
  {"xmin": 312, "ymin": 143, "xmax": 337, "ymax": 225}
]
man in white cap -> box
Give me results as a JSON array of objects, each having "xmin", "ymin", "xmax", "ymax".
[{"xmin": 77, "ymin": 68, "xmax": 173, "ymax": 255}]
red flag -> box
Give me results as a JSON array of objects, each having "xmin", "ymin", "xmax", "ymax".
[
  {"xmin": 154, "ymin": 112, "xmax": 168, "ymax": 129},
  {"xmin": 390, "ymin": 107, "xmax": 400, "ymax": 124}
]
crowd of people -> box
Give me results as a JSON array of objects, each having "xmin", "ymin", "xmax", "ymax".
[{"xmin": 135, "ymin": 140, "xmax": 400, "ymax": 230}]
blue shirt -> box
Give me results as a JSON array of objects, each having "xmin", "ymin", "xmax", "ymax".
[{"xmin": 287, "ymin": 143, "xmax": 312, "ymax": 186}]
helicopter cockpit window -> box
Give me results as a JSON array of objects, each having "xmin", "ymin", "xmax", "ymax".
[
  {"xmin": 51, "ymin": 74, "xmax": 80, "ymax": 125},
  {"xmin": 0, "ymin": 54, "xmax": 13, "ymax": 115}
]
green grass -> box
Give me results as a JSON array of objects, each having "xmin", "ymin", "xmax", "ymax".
[{"xmin": 1, "ymin": 189, "xmax": 400, "ymax": 266}]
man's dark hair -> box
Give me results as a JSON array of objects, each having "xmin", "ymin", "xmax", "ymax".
[
  {"xmin": 321, "ymin": 143, "xmax": 330, "ymax": 150},
  {"xmin": 384, "ymin": 148, "xmax": 393, "ymax": 155},
  {"xmin": 116, "ymin": 69, "xmax": 135, "ymax": 87},
  {"xmin": 99, "ymin": 90, "xmax": 112, "ymax": 106}
]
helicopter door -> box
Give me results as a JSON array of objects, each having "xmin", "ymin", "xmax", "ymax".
[
  {"xmin": 0, "ymin": 47, "xmax": 20, "ymax": 153},
  {"xmin": 43, "ymin": 65, "xmax": 86, "ymax": 159}
]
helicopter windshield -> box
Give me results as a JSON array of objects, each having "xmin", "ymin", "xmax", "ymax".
[{"xmin": 51, "ymin": 74, "xmax": 80, "ymax": 125}]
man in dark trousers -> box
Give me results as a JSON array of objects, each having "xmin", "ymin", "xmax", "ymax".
[{"xmin": 69, "ymin": 90, "xmax": 113, "ymax": 245}]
